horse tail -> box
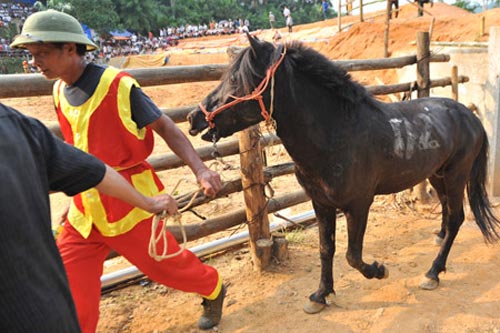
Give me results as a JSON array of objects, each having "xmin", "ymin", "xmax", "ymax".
[{"xmin": 467, "ymin": 133, "xmax": 500, "ymax": 243}]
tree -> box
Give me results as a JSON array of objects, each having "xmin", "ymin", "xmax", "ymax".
[
  {"xmin": 33, "ymin": 0, "xmax": 71, "ymax": 12},
  {"xmin": 68, "ymin": 0, "xmax": 119, "ymax": 34},
  {"xmin": 114, "ymin": 0, "xmax": 160, "ymax": 34}
]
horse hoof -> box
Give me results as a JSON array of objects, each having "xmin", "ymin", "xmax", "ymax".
[
  {"xmin": 419, "ymin": 276, "xmax": 439, "ymax": 290},
  {"xmin": 434, "ymin": 235, "xmax": 444, "ymax": 246},
  {"xmin": 303, "ymin": 300, "xmax": 326, "ymax": 314},
  {"xmin": 382, "ymin": 265, "xmax": 389, "ymax": 279},
  {"xmin": 376, "ymin": 262, "xmax": 389, "ymax": 279}
]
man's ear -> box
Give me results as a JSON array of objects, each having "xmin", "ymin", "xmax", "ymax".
[{"xmin": 64, "ymin": 42, "xmax": 77, "ymax": 55}]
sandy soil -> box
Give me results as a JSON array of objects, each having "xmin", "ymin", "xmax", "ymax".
[{"xmin": 5, "ymin": 3, "xmax": 500, "ymax": 333}]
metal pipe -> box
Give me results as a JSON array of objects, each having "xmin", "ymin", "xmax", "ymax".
[{"xmin": 101, "ymin": 210, "xmax": 316, "ymax": 291}]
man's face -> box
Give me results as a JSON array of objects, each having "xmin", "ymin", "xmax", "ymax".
[{"xmin": 24, "ymin": 43, "xmax": 69, "ymax": 80}]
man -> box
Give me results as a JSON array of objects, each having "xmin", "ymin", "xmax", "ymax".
[
  {"xmin": 11, "ymin": 9, "xmax": 225, "ymax": 333},
  {"xmin": 283, "ymin": 5, "xmax": 290, "ymax": 22},
  {"xmin": 389, "ymin": 0, "xmax": 399, "ymax": 19},
  {"xmin": 321, "ymin": 0, "xmax": 329, "ymax": 20},
  {"xmin": 269, "ymin": 11, "xmax": 275, "ymax": 29},
  {"xmin": 286, "ymin": 14, "xmax": 294, "ymax": 33},
  {"xmin": 0, "ymin": 103, "xmax": 178, "ymax": 333}
]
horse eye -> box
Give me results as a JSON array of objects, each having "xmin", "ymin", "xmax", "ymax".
[{"xmin": 230, "ymin": 75, "xmax": 236, "ymax": 83}]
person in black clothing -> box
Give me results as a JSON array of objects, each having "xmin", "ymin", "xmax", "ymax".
[
  {"xmin": 0, "ymin": 103, "xmax": 178, "ymax": 333},
  {"xmin": 389, "ymin": 0, "xmax": 399, "ymax": 19}
]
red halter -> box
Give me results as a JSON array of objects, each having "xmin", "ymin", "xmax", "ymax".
[{"xmin": 199, "ymin": 47, "xmax": 286, "ymax": 129}]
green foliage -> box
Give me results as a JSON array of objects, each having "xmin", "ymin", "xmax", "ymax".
[
  {"xmin": 0, "ymin": 22, "xmax": 18, "ymax": 40},
  {"xmin": 452, "ymin": 0, "xmax": 480, "ymax": 12},
  {"xmin": 0, "ymin": 57, "xmax": 24, "ymax": 74},
  {"xmin": 69, "ymin": 0, "xmax": 119, "ymax": 34},
  {"xmin": 59, "ymin": 0, "xmax": 331, "ymax": 36}
]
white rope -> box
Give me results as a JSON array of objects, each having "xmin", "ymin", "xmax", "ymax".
[{"xmin": 148, "ymin": 179, "xmax": 200, "ymax": 261}]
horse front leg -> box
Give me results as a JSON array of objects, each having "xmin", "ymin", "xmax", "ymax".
[
  {"xmin": 303, "ymin": 201, "xmax": 337, "ymax": 314},
  {"xmin": 345, "ymin": 201, "xmax": 389, "ymax": 280}
]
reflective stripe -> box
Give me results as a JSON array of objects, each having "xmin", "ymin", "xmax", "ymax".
[{"xmin": 68, "ymin": 169, "xmax": 163, "ymax": 238}]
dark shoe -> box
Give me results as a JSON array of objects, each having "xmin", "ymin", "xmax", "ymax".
[{"xmin": 198, "ymin": 284, "xmax": 226, "ymax": 330}]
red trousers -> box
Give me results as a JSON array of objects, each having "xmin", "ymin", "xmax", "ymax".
[{"xmin": 57, "ymin": 218, "xmax": 221, "ymax": 333}]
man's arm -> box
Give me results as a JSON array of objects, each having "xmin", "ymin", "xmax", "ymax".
[
  {"xmin": 148, "ymin": 115, "xmax": 222, "ymax": 198},
  {"xmin": 35, "ymin": 117, "xmax": 178, "ymax": 215},
  {"xmin": 96, "ymin": 165, "xmax": 178, "ymax": 215}
]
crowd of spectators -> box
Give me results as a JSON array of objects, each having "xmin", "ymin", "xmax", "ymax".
[
  {"xmin": 1, "ymin": 1, "xmax": 252, "ymax": 65},
  {"xmin": 0, "ymin": 2, "xmax": 34, "ymax": 55},
  {"xmin": 91, "ymin": 17, "xmax": 251, "ymax": 62}
]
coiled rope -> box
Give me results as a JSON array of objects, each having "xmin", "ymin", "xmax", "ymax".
[{"xmin": 148, "ymin": 179, "xmax": 201, "ymax": 261}]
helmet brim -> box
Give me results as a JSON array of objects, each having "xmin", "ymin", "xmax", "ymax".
[{"xmin": 10, "ymin": 31, "xmax": 98, "ymax": 51}]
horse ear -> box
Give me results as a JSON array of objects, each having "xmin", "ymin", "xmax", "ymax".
[{"xmin": 246, "ymin": 32, "xmax": 262, "ymax": 58}]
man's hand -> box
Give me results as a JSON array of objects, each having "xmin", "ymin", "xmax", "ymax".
[
  {"xmin": 196, "ymin": 168, "xmax": 222, "ymax": 198},
  {"xmin": 146, "ymin": 194, "xmax": 178, "ymax": 216}
]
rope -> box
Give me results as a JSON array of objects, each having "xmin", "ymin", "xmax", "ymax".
[{"xmin": 148, "ymin": 179, "xmax": 201, "ymax": 261}]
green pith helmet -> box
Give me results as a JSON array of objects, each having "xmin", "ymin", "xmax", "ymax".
[{"xmin": 10, "ymin": 9, "xmax": 98, "ymax": 51}]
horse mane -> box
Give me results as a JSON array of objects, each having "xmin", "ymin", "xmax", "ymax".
[
  {"xmin": 281, "ymin": 41, "xmax": 373, "ymax": 106},
  {"xmin": 225, "ymin": 39, "xmax": 379, "ymax": 114}
]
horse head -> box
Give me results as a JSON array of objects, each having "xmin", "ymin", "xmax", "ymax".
[{"xmin": 188, "ymin": 33, "xmax": 280, "ymax": 142}]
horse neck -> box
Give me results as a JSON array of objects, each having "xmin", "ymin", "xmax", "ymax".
[{"xmin": 269, "ymin": 59, "xmax": 375, "ymax": 170}]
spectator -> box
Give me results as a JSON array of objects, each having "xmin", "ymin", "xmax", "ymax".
[
  {"xmin": 286, "ymin": 14, "xmax": 293, "ymax": 33},
  {"xmin": 272, "ymin": 29, "xmax": 282, "ymax": 44},
  {"xmin": 283, "ymin": 5, "xmax": 290, "ymax": 22},
  {"xmin": 11, "ymin": 9, "xmax": 226, "ymax": 333},
  {"xmin": 389, "ymin": 0, "xmax": 399, "ymax": 18},
  {"xmin": 0, "ymin": 102, "xmax": 181, "ymax": 333},
  {"xmin": 321, "ymin": 0, "xmax": 330, "ymax": 20},
  {"xmin": 269, "ymin": 11, "xmax": 275, "ymax": 29}
]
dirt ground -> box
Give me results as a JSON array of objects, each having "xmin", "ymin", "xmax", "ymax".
[{"xmin": 5, "ymin": 3, "xmax": 500, "ymax": 333}]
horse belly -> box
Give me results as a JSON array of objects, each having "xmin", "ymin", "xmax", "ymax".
[{"xmin": 375, "ymin": 163, "xmax": 439, "ymax": 195}]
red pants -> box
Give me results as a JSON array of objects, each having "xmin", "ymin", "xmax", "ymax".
[{"xmin": 57, "ymin": 219, "xmax": 221, "ymax": 333}]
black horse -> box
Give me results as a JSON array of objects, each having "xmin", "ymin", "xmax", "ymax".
[{"xmin": 188, "ymin": 34, "xmax": 500, "ymax": 313}]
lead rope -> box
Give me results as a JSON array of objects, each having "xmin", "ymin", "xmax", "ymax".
[{"xmin": 148, "ymin": 179, "xmax": 201, "ymax": 261}]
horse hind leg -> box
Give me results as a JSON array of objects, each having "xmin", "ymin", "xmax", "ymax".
[
  {"xmin": 344, "ymin": 201, "xmax": 389, "ymax": 281},
  {"xmin": 420, "ymin": 178, "xmax": 466, "ymax": 290},
  {"xmin": 428, "ymin": 175, "xmax": 449, "ymax": 246}
]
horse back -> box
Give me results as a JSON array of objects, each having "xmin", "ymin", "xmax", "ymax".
[{"xmin": 367, "ymin": 97, "xmax": 484, "ymax": 195}]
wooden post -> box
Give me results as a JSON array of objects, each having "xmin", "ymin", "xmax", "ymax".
[
  {"xmin": 451, "ymin": 65, "xmax": 458, "ymax": 102},
  {"xmin": 480, "ymin": 15, "xmax": 485, "ymax": 37},
  {"xmin": 239, "ymin": 125, "xmax": 272, "ymax": 270},
  {"xmin": 338, "ymin": 0, "xmax": 342, "ymax": 31},
  {"xmin": 271, "ymin": 232, "xmax": 289, "ymax": 262},
  {"xmin": 359, "ymin": 0, "xmax": 364, "ymax": 22},
  {"xmin": 384, "ymin": 0, "xmax": 391, "ymax": 58},
  {"xmin": 416, "ymin": 31, "xmax": 431, "ymax": 204}
]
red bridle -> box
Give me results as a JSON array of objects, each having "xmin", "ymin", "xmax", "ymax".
[{"xmin": 199, "ymin": 47, "xmax": 286, "ymax": 129}]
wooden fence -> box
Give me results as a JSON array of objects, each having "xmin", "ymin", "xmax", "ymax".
[{"xmin": 1, "ymin": 32, "xmax": 468, "ymax": 273}]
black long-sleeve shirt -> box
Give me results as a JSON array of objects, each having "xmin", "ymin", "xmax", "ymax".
[{"xmin": 0, "ymin": 103, "xmax": 106, "ymax": 333}]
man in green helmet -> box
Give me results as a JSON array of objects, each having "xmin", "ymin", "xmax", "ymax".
[{"xmin": 11, "ymin": 9, "xmax": 226, "ymax": 333}]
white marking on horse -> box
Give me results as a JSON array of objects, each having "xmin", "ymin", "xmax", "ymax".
[{"xmin": 389, "ymin": 115, "xmax": 440, "ymax": 160}]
